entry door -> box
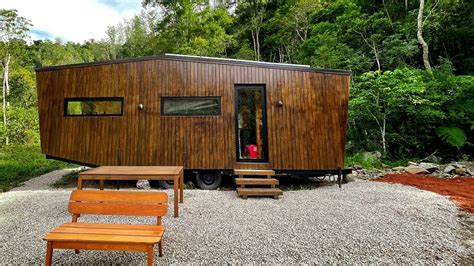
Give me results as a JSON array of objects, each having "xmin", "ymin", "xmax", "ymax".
[{"xmin": 235, "ymin": 85, "xmax": 269, "ymax": 162}]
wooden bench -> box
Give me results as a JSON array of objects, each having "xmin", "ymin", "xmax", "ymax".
[{"xmin": 43, "ymin": 190, "xmax": 167, "ymax": 266}]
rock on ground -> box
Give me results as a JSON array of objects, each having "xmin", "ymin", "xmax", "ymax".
[{"xmin": 0, "ymin": 179, "xmax": 471, "ymax": 264}]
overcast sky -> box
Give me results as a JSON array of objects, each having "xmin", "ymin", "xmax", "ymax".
[{"xmin": 0, "ymin": 0, "xmax": 143, "ymax": 43}]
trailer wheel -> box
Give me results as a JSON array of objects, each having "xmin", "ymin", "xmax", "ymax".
[
  {"xmin": 196, "ymin": 172, "xmax": 221, "ymax": 190},
  {"xmin": 159, "ymin": 180, "xmax": 174, "ymax": 189}
]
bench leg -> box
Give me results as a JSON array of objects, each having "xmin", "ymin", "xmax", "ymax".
[
  {"xmin": 147, "ymin": 245, "xmax": 154, "ymax": 266},
  {"xmin": 159, "ymin": 239, "xmax": 163, "ymax": 257},
  {"xmin": 99, "ymin": 180, "xmax": 105, "ymax": 190},
  {"xmin": 75, "ymin": 249, "xmax": 80, "ymax": 254},
  {"xmin": 45, "ymin": 241, "xmax": 53, "ymax": 266},
  {"xmin": 179, "ymin": 172, "xmax": 184, "ymax": 203}
]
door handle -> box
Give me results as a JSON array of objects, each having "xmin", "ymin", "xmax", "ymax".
[{"xmin": 138, "ymin": 103, "xmax": 144, "ymax": 111}]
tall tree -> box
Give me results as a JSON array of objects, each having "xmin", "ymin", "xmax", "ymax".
[
  {"xmin": 267, "ymin": 0, "xmax": 324, "ymax": 63},
  {"xmin": 0, "ymin": 9, "xmax": 31, "ymax": 145},
  {"xmin": 142, "ymin": 0, "xmax": 233, "ymax": 56},
  {"xmin": 235, "ymin": 0, "xmax": 269, "ymax": 61}
]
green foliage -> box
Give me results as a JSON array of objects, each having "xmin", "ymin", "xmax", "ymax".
[
  {"xmin": 5, "ymin": 107, "xmax": 39, "ymax": 145},
  {"xmin": 345, "ymin": 152, "xmax": 382, "ymax": 169},
  {"xmin": 0, "ymin": 9, "xmax": 32, "ymax": 45},
  {"xmin": 33, "ymin": 39, "xmax": 87, "ymax": 66},
  {"xmin": 349, "ymin": 67, "xmax": 446, "ymax": 157},
  {"xmin": 0, "ymin": 145, "xmax": 73, "ymax": 191},
  {"xmin": 9, "ymin": 67, "xmax": 36, "ymax": 107},
  {"xmin": 436, "ymin": 126, "xmax": 467, "ymax": 149}
]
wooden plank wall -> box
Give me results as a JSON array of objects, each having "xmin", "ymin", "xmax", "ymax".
[{"xmin": 37, "ymin": 58, "xmax": 350, "ymax": 170}]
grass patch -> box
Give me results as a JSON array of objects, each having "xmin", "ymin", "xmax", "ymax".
[
  {"xmin": 50, "ymin": 170, "xmax": 81, "ymax": 188},
  {"xmin": 345, "ymin": 152, "xmax": 383, "ymax": 169},
  {"xmin": 346, "ymin": 152, "xmax": 422, "ymax": 169},
  {"xmin": 0, "ymin": 144, "xmax": 75, "ymax": 192}
]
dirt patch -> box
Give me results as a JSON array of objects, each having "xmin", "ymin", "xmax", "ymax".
[{"xmin": 374, "ymin": 173, "xmax": 474, "ymax": 213}]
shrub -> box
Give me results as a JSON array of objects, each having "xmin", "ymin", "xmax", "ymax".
[{"xmin": 0, "ymin": 144, "xmax": 73, "ymax": 191}]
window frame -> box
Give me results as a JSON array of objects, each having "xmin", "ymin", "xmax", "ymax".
[
  {"xmin": 64, "ymin": 97, "xmax": 124, "ymax": 117},
  {"xmin": 160, "ymin": 96, "xmax": 221, "ymax": 116}
]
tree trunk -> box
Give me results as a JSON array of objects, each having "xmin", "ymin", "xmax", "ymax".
[
  {"xmin": 255, "ymin": 26, "xmax": 260, "ymax": 61},
  {"xmin": 373, "ymin": 41, "xmax": 381, "ymax": 72},
  {"xmin": 250, "ymin": 2, "xmax": 263, "ymax": 62},
  {"xmin": 251, "ymin": 30, "xmax": 257, "ymax": 60},
  {"xmin": 2, "ymin": 68, "xmax": 6, "ymax": 144},
  {"xmin": 356, "ymin": 31, "xmax": 382, "ymax": 71},
  {"xmin": 5, "ymin": 55, "xmax": 10, "ymax": 106},
  {"xmin": 381, "ymin": 114, "xmax": 386, "ymax": 155},
  {"xmin": 2, "ymin": 55, "xmax": 10, "ymax": 145},
  {"xmin": 382, "ymin": 0, "xmax": 394, "ymax": 29},
  {"xmin": 417, "ymin": 0, "xmax": 433, "ymax": 75},
  {"xmin": 278, "ymin": 46, "xmax": 284, "ymax": 63}
]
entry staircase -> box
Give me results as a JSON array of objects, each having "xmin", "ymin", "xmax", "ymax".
[{"xmin": 234, "ymin": 169, "xmax": 283, "ymax": 199}]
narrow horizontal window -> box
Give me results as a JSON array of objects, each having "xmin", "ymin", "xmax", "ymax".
[
  {"xmin": 161, "ymin": 97, "xmax": 220, "ymax": 116},
  {"xmin": 65, "ymin": 97, "xmax": 123, "ymax": 116}
]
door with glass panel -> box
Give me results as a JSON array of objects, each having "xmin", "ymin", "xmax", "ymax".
[{"xmin": 235, "ymin": 85, "xmax": 268, "ymax": 162}]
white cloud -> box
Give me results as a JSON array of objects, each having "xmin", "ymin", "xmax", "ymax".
[{"xmin": 0, "ymin": 0, "xmax": 142, "ymax": 43}]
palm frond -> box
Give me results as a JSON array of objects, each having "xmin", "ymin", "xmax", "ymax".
[{"xmin": 436, "ymin": 126, "xmax": 467, "ymax": 149}]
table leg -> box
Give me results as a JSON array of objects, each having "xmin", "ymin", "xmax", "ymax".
[
  {"xmin": 77, "ymin": 177, "xmax": 83, "ymax": 190},
  {"xmin": 173, "ymin": 175, "xmax": 178, "ymax": 218},
  {"xmin": 179, "ymin": 171, "xmax": 184, "ymax": 203},
  {"xmin": 99, "ymin": 180, "xmax": 105, "ymax": 190}
]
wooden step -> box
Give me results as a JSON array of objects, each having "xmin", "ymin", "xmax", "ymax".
[
  {"xmin": 234, "ymin": 169, "xmax": 275, "ymax": 176},
  {"xmin": 235, "ymin": 178, "xmax": 279, "ymax": 186},
  {"xmin": 237, "ymin": 188, "xmax": 283, "ymax": 197}
]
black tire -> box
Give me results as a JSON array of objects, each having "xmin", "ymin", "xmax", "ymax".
[
  {"xmin": 195, "ymin": 171, "xmax": 221, "ymax": 190},
  {"xmin": 159, "ymin": 180, "xmax": 174, "ymax": 189}
]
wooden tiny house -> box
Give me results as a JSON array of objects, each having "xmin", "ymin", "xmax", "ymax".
[{"xmin": 36, "ymin": 54, "xmax": 351, "ymax": 189}]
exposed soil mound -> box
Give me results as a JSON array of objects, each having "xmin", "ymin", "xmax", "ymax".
[{"xmin": 374, "ymin": 173, "xmax": 474, "ymax": 213}]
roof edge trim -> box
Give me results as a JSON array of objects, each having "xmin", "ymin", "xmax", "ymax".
[{"xmin": 35, "ymin": 54, "xmax": 351, "ymax": 75}]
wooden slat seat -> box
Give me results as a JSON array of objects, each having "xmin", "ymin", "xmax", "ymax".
[
  {"xmin": 46, "ymin": 224, "xmax": 164, "ymax": 240},
  {"xmin": 51, "ymin": 226, "xmax": 163, "ymax": 236},
  {"xmin": 43, "ymin": 190, "xmax": 168, "ymax": 266}
]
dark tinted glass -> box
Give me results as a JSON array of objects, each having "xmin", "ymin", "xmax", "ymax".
[{"xmin": 162, "ymin": 97, "xmax": 220, "ymax": 116}]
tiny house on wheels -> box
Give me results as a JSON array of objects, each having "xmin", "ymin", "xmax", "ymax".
[{"xmin": 36, "ymin": 54, "xmax": 351, "ymax": 190}]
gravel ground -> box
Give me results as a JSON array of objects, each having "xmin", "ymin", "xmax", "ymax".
[{"xmin": 0, "ymin": 174, "xmax": 472, "ymax": 264}]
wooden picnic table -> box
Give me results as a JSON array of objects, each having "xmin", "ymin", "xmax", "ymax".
[{"xmin": 77, "ymin": 166, "xmax": 184, "ymax": 217}]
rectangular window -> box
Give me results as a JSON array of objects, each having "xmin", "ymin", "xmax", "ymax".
[
  {"xmin": 161, "ymin": 97, "xmax": 220, "ymax": 116},
  {"xmin": 65, "ymin": 97, "xmax": 123, "ymax": 116}
]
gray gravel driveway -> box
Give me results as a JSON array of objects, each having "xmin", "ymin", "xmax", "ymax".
[{"xmin": 0, "ymin": 174, "xmax": 471, "ymax": 264}]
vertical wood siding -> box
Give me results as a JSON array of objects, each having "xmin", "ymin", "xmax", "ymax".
[{"xmin": 37, "ymin": 58, "xmax": 350, "ymax": 170}]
